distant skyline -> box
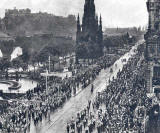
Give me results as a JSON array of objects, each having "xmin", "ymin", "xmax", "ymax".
[{"xmin": 0, "ymin": 0, "xmax": 148, "ymax": 28}]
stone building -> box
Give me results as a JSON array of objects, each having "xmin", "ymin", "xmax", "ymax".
[
  {"xmin": 5, "ymin": 7, "xmax": 31, "ymax": 17},
  {"xmin": 145, "ymin": 0, "xmax": 160, "ymax": 93},
  {"xmin": 76, "ymin": 0, "xmax": 103, "ymax": 63}
]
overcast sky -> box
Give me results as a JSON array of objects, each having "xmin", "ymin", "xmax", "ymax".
[{"xmin": 0, "ymin": 0, "xmax": 148, "ymax": 28}]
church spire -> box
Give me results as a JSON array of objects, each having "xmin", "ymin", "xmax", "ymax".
[{"xmin": 99, "ymin": 14, "xmax": 102, "ymax": 29}]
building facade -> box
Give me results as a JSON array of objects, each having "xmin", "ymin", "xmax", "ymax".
[
  {"xmin": 145, "ymin": 0, "xmax": 160, "ymax": 93},
  {"xmin": 76, "ymin": 0, "xmax": 103, "ymax": 62},
  {"xmin": 5, "ymin": 8, "xmax": 31, "ymax": 17}
]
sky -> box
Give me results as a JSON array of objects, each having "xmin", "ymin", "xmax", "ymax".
[{"xmin": 0, "ymin": 0, "xmax": 148, "ymax": 28}]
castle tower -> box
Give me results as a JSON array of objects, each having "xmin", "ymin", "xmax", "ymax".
[{"xmin": 145, "ymin": 0, "xmax": 160, "ymax": 94}]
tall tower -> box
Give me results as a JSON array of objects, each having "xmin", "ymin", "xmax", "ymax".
[
  {"xmin": 145, "ymin": 0, "xmax": 160, "ymax": 94},
  {"xmin": 76, "ymin": 14, "xmax": 81, "ymax": 64},
  {"xmin": 76, "ymin": 0, "xmax": 103, "ymax": 61},
  {"xmin": 82, "ymin": 0, "xmax": 97, "ymax": 41}
]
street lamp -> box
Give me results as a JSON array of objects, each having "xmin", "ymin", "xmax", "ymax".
[
  {"xmin": 46, "ymin": 69, "xmax": 48, "ymax": 95},
  {"xmin": 48, "ymin": 56, "xmax": 51, "ymax": 73}
]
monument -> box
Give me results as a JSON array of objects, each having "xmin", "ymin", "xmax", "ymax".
[{"xmin": 76, "ymin": 0, "xmax": 103, "ymax": 63}]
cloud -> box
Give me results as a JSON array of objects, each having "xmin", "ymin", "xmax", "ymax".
[{"xmin": 0, "ymin": 0, "xmax": 148, "ymax": 27}]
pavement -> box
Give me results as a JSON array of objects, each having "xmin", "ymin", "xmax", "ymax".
[{"xmin": 30, "ymin": 41, "xmax": 141, "ymax": 133}]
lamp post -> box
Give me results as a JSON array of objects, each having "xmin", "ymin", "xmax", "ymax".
[
  {"xmin": 48, "ymin": 56, "xmax": 51, "ymax": 73},
  {"xmin": 46, "ymin": 69, "xmax": 48, "ymax": 95}
]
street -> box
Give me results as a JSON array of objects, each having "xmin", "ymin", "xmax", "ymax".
[
  {"xmin": 30, "ymin": 41, "xmax": 142, "ymax": 133},
  {"xmin": 0, "ymin": 0, "xmax": 156, "ymax": 132}
]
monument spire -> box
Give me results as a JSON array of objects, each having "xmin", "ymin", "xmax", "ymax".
[
  {"xmin": 98, "ymin": 14, "xmax": 103, "ymax": 44},
  {"xmin": 77, "ymin": 14, "xmax": 81, "ymax": 32},
  {"xmin": 76, "ymin": 0, "xmax": 103, "ymax": 62},
  {"xmin": 76, "ymin": 14, "xmax": 81, "ymax": 44}
]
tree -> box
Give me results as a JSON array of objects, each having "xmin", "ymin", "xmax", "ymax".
[
  {"xmin": 20, "ymin": 50, "xmax": 30, "ymax": 64},
  {"xmin": 11, "ymin": 58, "xmax": 23, "ymax": 71},
  {"xmin": 21, "ymin": 63, "xmax": 28, "ymax": 71},
  {"xmin": 0, "ymin": 57, "xmax": 11, "ymax": 71},
  {"xmin": 69, "ymin": 58, "xmax": 74, "ymax": 66},
  {"xmin": 31, "ymin": 57, "xmax": 37, "ymax": 74},
  {"xmin": 76, "ymin": 43, "xmax": 88, "ymax": 59},
  {"xmin": 50, "ymin": 56, "xmax": 59, "ymax": 71}
]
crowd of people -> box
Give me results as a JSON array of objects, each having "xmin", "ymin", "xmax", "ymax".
[
  {"xmin": 99, "ymin": 50, "xmax": 152, "ymax": 133},
  {"xmin": 66, "ymin": 98, "xmax": 110, "ymax": 133},
  {"xmin": 0, "ymin": 53, "xmax": 119, "ymax": 132},
  {"xmin": 67, "ymin": 44, "xmax": 153, "ymax": 133}
]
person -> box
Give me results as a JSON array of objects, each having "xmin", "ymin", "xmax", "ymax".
[
  {"xmin": 88, "ymin": 100, "xmax": 91, "ymax": 110},
  {"xmin": 85, "ymin": 126, "xmax": 89, "ymax": 133},
  {"xmin": 110, "ymin": 68, "xmax": 113, "ymax": 73},
  {"xmin": 67, "ymin": 123, "xmax": 70, "ymax": 133},
  {"xmin": 48, "ymin": 106, "xmax": 51, "ymax": 122},
  {"xmin": 91, "ymin": 84, "xmax": 94, "ymax": 93}
]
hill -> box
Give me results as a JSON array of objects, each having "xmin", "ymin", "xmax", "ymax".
[
  {"xmin": 0, "ymin": 9, "xmax": 77, "ymax": 61},
  {"xmin": 1, "ymin": 8, "xmax": 77, "ymax": 39}
]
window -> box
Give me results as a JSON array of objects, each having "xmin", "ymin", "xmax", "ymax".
[{"xmin": 153, "ymin": 66, "xmax": 160, "ymax": 78}]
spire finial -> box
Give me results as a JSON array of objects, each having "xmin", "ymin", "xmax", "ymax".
[
  {"xmin": 77, "ymin": 13, "xmax": 81, "ymax": 32},
  {"xmin": 77, "ymin": 13, "xmax": 80, "ymax": 23}
]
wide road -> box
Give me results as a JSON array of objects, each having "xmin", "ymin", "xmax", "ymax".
[{"xmin": 30, "ymin": 40, "xmax": 143, "ymax": 133}]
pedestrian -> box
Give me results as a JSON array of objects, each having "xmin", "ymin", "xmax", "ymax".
[{"xmin": 67, "ymin": 123, "xmax": 70, "ymax": 133}]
